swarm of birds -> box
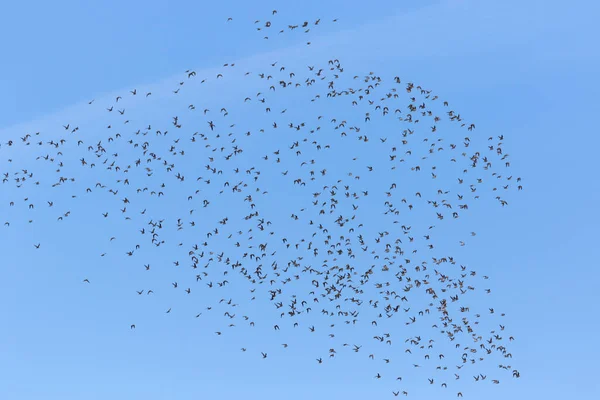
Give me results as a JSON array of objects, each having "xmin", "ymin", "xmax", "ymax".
[{"xmin": 1, "ymin": 8, "xmax": 522, "ymax": 398}]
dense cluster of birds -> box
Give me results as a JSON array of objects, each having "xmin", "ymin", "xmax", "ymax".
[{"xmin": 1, "ymin": 9, "xmax": 522, "ymax": 398}]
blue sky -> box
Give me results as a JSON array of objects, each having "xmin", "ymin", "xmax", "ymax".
[{"xmin": 1, "ymin": 0, "xmax": 599, "ymax": 399}]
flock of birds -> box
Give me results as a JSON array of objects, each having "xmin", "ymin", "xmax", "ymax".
[{"xmin": 2, "ymin": 9, "xmax": 522, "ymax": 398}]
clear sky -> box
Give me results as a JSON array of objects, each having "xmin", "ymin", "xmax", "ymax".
[{"xmin": 1, "ymin": 1, "xmax": 599, "ymax": 399}]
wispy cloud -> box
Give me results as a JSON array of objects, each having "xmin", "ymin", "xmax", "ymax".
[{"xmin": 0, "ymin": 0, "xmax": 581, "ymax": 141}]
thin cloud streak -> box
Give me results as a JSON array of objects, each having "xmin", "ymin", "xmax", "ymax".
[
  {"xmin": 0, "ymin": 0, "xmax": 579, "ymax": 140},
  {"xmin": 0, "ymin": 1, "xmax": 487, "ymax": 136}
]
